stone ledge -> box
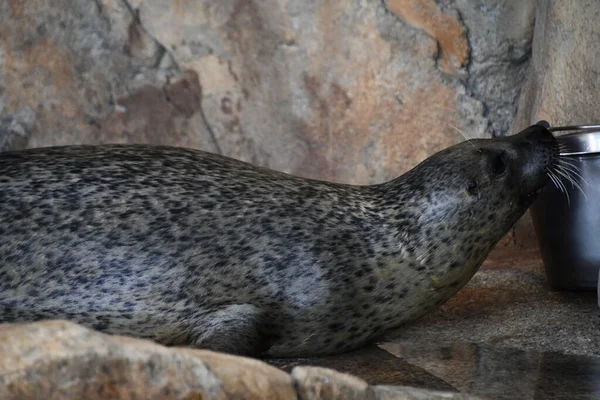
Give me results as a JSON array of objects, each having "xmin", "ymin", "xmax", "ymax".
[{"xmin": 0, "ymin": 320, "xmax": 482, "ymax": 400}]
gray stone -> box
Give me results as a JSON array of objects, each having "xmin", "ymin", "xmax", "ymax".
[
  {"xmin": 0, "ymin": 320, "xmax": 297, "ymax": 400},
  {"xmin": 0, "ymin": 107, "xmax": 36, "ymax": 151},
  {"xmin": 292, "ymin": 366, "xmax": 369, "ymax": 400},
  {"xmin": 1, "ymin": 0, "xmax": 535, "ymax": 185},
  {"xmin": 514, "ymin": 0, "xmax": 600, "ymax": 129},
  {"xmin": 1, "ymin": 320, "xmax": 487, "ymax": 400}
]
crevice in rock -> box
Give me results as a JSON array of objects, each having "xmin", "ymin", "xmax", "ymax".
[
  {"xmin": 117, "ymin": 0, "xmax": 222, "ymax": 155},
  {"xmin": 161, "ymin": 75, "xmax": 223, "ymax": 156},
  {"xmin": 452, "ymin": 8, "xmax": 471, "ymax": 74},
  {"xmin": 119, "ymin": 0, "xmax": 181, "ymax": 72},
  {"xmin": 379, "ymin": 0, "xmax": 393, "ymax": 16},
  {"xmin": 380, "ymin": 0, "xmax": 443, "ymax": 71},
  {"xmin": 432, "ymin": 40, "xmax": 442, "ymax": 72},
  {"xmin": 380, "ymin": 0, "xmax": 470, "ymax": 76},
  {"xmin": 92, "ymin": 0, "xmax": 103, "ymax": 15},
  {"xmin": 455, "ymin": 8, "xmax": 493, "ymax": 134},
  {"xmin": 199, "ymin": 105, "xmax": 224, "ymax": 155}
]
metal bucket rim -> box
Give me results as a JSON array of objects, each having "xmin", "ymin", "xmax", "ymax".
[{"xmin": 549, "ymin": 125, "xmax": 600, "ymax": 156}]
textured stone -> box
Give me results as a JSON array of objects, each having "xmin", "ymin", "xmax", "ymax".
[
  {"xmin": 0, "ymin": 320, "xmax": 296, "ymax": 400},
  {"xmin": 0, "ymin": 107, "xmax": 35, "ymax": 151},
  {"xmin": 268, "ymin": 345, "xmax": 456, "ymax": 391},
  {"xmin": 1, "ymin": 0, "xmax": 535, "ymax": 185},
  {"xmin": 0, "ymin": 0, "xmax": 178, "ymax": 149},
  {"xmin": 514, "ymin": 0, "xmax": 600, "ymax": 128},
  {"xmin": 385, "ymin": 0, "xmax": 470, "ymax": 75},
  {"xmin": 0, "ymin": 320, "xmax": 489, "ymax": 400},
  {"xmin": 292, "ymin": 366, "xmax": 369, "ymax": 400},
  {"xmin": 291, "ymin": 366, "xmax": 484, "ymax": 399}
]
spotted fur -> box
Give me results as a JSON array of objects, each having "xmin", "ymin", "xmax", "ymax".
[{"xmin": 0, "ymin": 124, "xmax": 557, "ymax": 357}]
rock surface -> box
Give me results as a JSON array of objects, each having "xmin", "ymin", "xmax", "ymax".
[
  {"xmin": 0, "ymin": 320, "xmax": 483, "ymax": 400},
  {"xmin": 0, "ymin": 0, "xmax": 534, "ymax": 184},
  {"xmin": 513, "ymin": 0, "xmax": 600, "ymax": 128},
  {"xmin": 0, "ymin": 320, "xmax": 295, "ymax": 400}
]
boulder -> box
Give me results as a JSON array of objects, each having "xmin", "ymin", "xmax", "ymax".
[
  {"xmin": 0, "ymin": 320, "xmax": 295, "ymax": 400},
  {"xmin": 0, "ymin": 320, "xmax": 484, "ymax": 400}
]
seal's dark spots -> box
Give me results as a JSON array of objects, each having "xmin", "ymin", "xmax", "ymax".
[
  {"xmin": 328, "ymin": 323, "xmax": 342, "ymax": 330},
  {"xmin": 491, "ymin": 151, "xmax": 507, "ymax": 176},
  {"xmin": 467, "ymin": 181, "xmax": 478, "ymax": 196}
]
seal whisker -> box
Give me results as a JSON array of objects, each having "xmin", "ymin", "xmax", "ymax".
[
  {"xmin": 554, "ymin": 165, "xmax": 588, "ymax": 199},
  {"xmin": 558, "ymin": 142, "xmax": 568, "ymax": 152},
  {"xmin": 556, "ymin": 159, "xmax": 587, "ymax": 184},
  {"xmin": 554, "ymin": 165, "xmax": 578, "ymax": 188},
  {"xmin": 555, "ymin": 162, "xmax": 582, "ymax": 184},
  {"xmin": 558, "ymin": 156, "xmax": 578, "ymax": 165},
  {"xmin": 558, "ymin": 144, "xmax": 575, "ymax": 156},
  {"xmin": 546, "ymin": 168, "xmax": 562, "ymax": 191},
  {"xmin": 549, "ymin": 170, "xmax": 566, "ymax": 195},
  {"xmin": 445, "ymin": 122, "xmax": 482, "ymax": 153},
  {"xmin": 556, "ymin": 165, "xmax": 588, "ymax": 188},
  {"xmin": 550, "ymin": 168, "xmax": 571, "ymax": 205},
  {"xmin": 557, "ymin": 154, "xmax": 580, "ymax": 165}
]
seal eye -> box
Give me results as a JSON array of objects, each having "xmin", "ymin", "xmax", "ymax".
[{"xmin": 491, "ymin": 152, "xmax": 507, "ymax": 176}]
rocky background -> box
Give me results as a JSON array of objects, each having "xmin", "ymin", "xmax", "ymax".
[{"xmin": 0, "ymin": 0, "xmax": 535, "ymax": 185}]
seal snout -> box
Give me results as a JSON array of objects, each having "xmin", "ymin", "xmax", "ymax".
[{"xmin": 510, "ymin": 123, "xmax": 559, "ymax": 198}]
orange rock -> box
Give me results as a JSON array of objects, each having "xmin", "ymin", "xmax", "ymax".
[{"xmin": 0, "ymin": 320, "xmax": 295, "ymax": 400}]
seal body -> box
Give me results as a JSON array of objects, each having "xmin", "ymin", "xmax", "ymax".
[{"xmin": 0, "ymin": 124, "xmax": 557, "ymax": 357}]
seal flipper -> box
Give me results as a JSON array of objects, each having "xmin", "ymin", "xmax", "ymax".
[{"xmin": 188, "ymin": 304, "xmax": 276, "ymax": 356}]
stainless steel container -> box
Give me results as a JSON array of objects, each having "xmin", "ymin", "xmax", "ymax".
[{"xmin": 530, "ymin": 125, "xmax": 600, "ymax": 291}]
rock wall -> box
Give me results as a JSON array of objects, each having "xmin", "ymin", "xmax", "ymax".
[
  {"xmin": 1, "ymin": 0, "xmax": 535, "ymax": 185},
  {"xmin": 0, "ymin": 320, "xmax": 482, "ymax": 400},
  {"xmin": 513, "ymin": 0, "xmax": 600, "ymax": 127}
]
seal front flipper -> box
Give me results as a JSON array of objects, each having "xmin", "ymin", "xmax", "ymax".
[{"xmin": 188, "ymin": 304, "xmax": 277, "ymax": 356}]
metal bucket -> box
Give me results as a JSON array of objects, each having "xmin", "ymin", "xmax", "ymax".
[{"xmin": 530, "ymin": 125, "xmax": 600, "ymax": 291}]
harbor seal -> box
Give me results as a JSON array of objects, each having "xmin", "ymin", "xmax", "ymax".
[{"xmin": 0, "ymin": 122, "xmax": 557, "ymax": 357}]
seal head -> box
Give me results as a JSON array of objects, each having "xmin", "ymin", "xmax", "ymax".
[{"xmin": 360, "ymin": 122, "xmax": 558, "ymax": 335}]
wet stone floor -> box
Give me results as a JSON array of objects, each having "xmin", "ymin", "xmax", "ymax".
[
  {"xmin": 268, "ymin": 343, "xmax": 600, "ymax": 399},
  {"xmin": 266, "ymin": 245, "xmax": 600, "ymax": 399}
]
